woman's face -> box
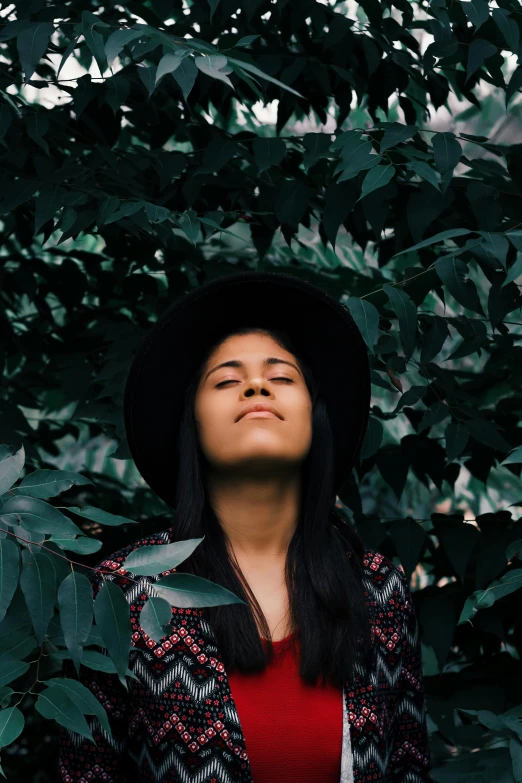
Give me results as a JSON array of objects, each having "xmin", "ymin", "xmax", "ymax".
[{"xmin": 194, "ymin": 332, "xmax": 313, "ymax": 479}]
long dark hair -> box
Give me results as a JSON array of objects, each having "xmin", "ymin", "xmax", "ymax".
[{"xmin": 172, "ymin": 324, "xmax": 372, "ymax": 689}]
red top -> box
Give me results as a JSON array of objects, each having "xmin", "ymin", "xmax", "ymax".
[{"xmin": 227, "ymin": 631, "xmax": 343, "ymax": 782}]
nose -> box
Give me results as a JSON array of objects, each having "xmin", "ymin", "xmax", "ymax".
[{"xmin": 240, "ymin": 377, "xmax": 272, "ymax": 398}]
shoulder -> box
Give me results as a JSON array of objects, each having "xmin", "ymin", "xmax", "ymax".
[
  {"xmin": 360, "ymin": 546, "xmax": 413, "ymax": 620},
  {"xmin": 88, "ymin": 527, "xmax": 174, "ymax": 595}
]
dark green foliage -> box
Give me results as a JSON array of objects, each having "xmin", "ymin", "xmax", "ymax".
[{"xmin": 0, "ymin": 0, "xmax": 522, "ymax": 780}]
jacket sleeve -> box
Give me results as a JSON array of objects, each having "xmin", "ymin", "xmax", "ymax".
[
  {"xmin": 57, "ymin": 572, "xmax": 132, "ymax": 783},
  {"xmin": 388, "ymin": 572, "xmax": 432, "ymax": 782}
]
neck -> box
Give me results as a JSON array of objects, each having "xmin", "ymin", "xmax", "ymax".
[{"xmin": 205, "ymin": 470, "xmax": 301, "ymax": 560}]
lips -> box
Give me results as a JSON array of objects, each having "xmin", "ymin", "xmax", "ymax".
[{"xmin": 236, "ymin": 403, "xmax": 282, "ymax": 422}]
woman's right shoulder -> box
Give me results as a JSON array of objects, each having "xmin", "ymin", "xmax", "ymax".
[{"xmin": 88, "ymin": 527, "xmax": 174, "ymax": 595}]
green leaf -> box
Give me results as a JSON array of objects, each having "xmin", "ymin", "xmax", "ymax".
[
  {"xmin": 195, "ymin": 55, "xmax": 234, "ymax": 88},
  {"xmin": 0, "ymin": 179, "xmax": 39, "ymax": 215},
  {"xmin": 35, "ymin": 687, "xmax": 94, "ymax": 743},
  {"xmin": 434, "ymin": 256, "xmax": 485, "ymax": 315},
  {"xmin": 488, "ymin": 280, "xmax": 522, "ymax": 330},
  {"xmin": 58, "ymin": 572, "xmax": 94, "ymax": 674},
  {"xmin": 380, "ymin": 122, "xmax": 417, "ymax": 151},
  {"xmin": 418, "ymin": 401, "xmax": 450, "ymax": 433},
  {"xmin": 208, "ymin": 0, "xmax": 221, "ymax": 20},
  {"xmin": 479, "ymin": 232, "xmax": 509, "ymax": 271},
  {"xmin": 345, "ymin": 297, "xmax": 380, "ymax": 355},
  {"xmin": 445, "ymin": 420, "xmax": 470, "ymax": 462},
  {"xmin": 50, "ymin": 648, "xmax": 137, "ymax": 679},
  {"xmin": 420, "ymin": 592, "xmax": 458, "ymax": 669},
  {"xmin": 199, "ymin": 136, "xmax": 239, "ymax": 174},
  {"xmin": 302, "ymin": 133, "xmax": 331, "ymax": 171},
  {"xmin": 389, "ymin": 518, "xmax": 425, "ymax": 580},
  {"xmin": 81, "ymin": 10, "xmax": 109, "ymax": 77},
  {"xmin": 137, "ymin": 64, "xmax": 157, "ymax": 97},
  {"xmin": 432, "ymin": 133, "xmax": 461, "ymax": 192},
  {"xmin": 506, "ymin": 66, "xmax": 522, "ymax": 107},
  {"xmin": 0, "ymin": 446, "xmax": 25, "ymax": 496},
  {"xmin": 139, "ymin": 596, "xmax": 172, "ymax": 640},
  {"xmin": 156, "ymin": 50, "xmax": 191, "ymax": 84},
  {"xmin": 12, "ymin": 469, "xmax": 93, "ymax": 499},
  {"xmin": 501, "ymin": 445, "xmax": 522, "ymax": 466},
  {"xmin": 492, "ymin": 9, "xmax": 519, "ymax": 53},
  {"xmin": 461, "ymin": 0, "xmax": 490, "ymax": 30},
  {"xmin": 445, "ymin": 319, "xmax": 488, "ymax": 361},
  {"xmin": 0, "ymin": 706, "xmax": 24, "ymax": 748},
  {"xmin": 104, "ymin": 26, "xmax": 144, "ymax": 69},
  {"xmin": 406, "ymin": 161, "xmax": 440, "ymax": 191},
  {"xmin": 97, "ymin": 196, "xmax": 120, "ymax": 227},
  {"xmin": 506, "ymin": 540, "xmax": 522, "ymax": 562},
  {"xmin": 360, "ymin": 417, "xmax": 384, "ymax": 460},
  {"xmin": 234, "ymin": 35, "xmax": 260, "ymax": 47},
  {"xmin": 458, "ymin": 569, "xmax": 522, "ymax": 623},
  {"xmin": 393, "ymin": 386, "xmax": 427, "ymax": 414},
  {"xmin": 0, "ymin": 660, "xmax": 30, "ymax": 687},
  {"xmin": 510, "ymin": 737, "xmax": 522, "ymax": 783},
  {"xmin": 44, "ymin": 678, "xmax": 112, "ymax": 738},
  {"xmin": 198, "ymin": 217, "xmax": 247, "ymax": 242},
  {"xmin": 152, "ymin": 573, "xmax": 247, "ymax": 608},
  {"xmin": 93, "ymin": 581, "xmax": 131, "ymax": 688},
  {"xmin": 371, "ymin": 369, "xmax": 397, "ymax": 393},
  {"xmin": 465, "ymin": 419, "xmax": 512, "ymax": 453},
  {"xmin": 501, "ymin": 252, "xmax": 522, "ymax": 289},
  {"xmin": 1, "ymin": 20, "xmax": 36, "ymax": 43},
  {"xmin": 274, "ymin": 180, "xmax": 309, "ymax": 226},
  {"xmin": 66, "ymin": 505, "xmax": 137, "ymax": 527},
  {"xmin": 322, "ymin": 181, "xmax": 358, "ymax": 249},
  {"xmin": 171, "ymin": 57, "xmax": 198, "ymax": 100},
  {"xmin": 466, "ymin": 39, "xmax": 498, "ymax": 82},
  {"xmin": 75, "ymin": 648, "xmax": 135, "ymax": 677},
  {"xmin": 436, "ymin": 521, "xmax": 479, "ymax": 583},
  {"xmin": 20, "ymin": 552, "xmax": 56, "ymax": 645},
  {"xmin": 231, "ymin": 67, "xmax": 264, "ymax": 100},
  {"xmin": 0, "ymin": 635, "xmax": 37, "ymax": 662},
  {"xmin": 27, "ymin": 112, "xmax": 49, "ymax": 156},
  {"xmin": 34, "ymin": 185, "xmax": 67, "ymax": 236},
  {"xmin": 334, "ymin": 135, "xmax": 382, "ymax": 182},
  {"xmin": 0, "ymin": 496, "xmax": 83, "ymax": 538},
  {"xmin": 227, "ymin": 57, "xmax": 304, "ymax": 98},
  {"xmin": 330, "ymin": 130, "xmax": 360, "ymax": 152},
  {"xmin": 252, "ymin": 137, "xmax": 286, "ymax": 173},
  {"xmin": 104, "ymin": 74, "xmax": 130, "ymax": 114},
  {"xmin": 0, "ymin": 105, "xmax": 13, "ymax": 139},
  {"xmin": 104, "ymin": 200, "xmax": 146, "ymax": 225},
  {"xmin": 382, "ymin": 284, "xmax": 418, "ymax": 358},
  {"xmin": 123, "ymin": 538, "xmax": 204, "ymax": 576},
  {"xmin": 0, "ymin": 687, "xmax": 13, "ymax": 709},
  {"xmin": 0, "ymin": 540, "xmax": 20, "ymax": 624},
  {"xmin": 16, "ymin": 22, "xmax": 55, "ymax": 83},
  {"xmin": 391, "ymin": 228, "xmax": 472, "ymax": 258},
  {"xmin": 176, "ymin": 210, "xmax": 200, "ymax": 244},
  {"xmin": 420, "ymin": 316, "xmax": 449, "ymax": 365},
  {"xmin": 49, "ymin": 537, "xmax": 102, "ymax": 555},
  {"xmin": 358, "ymin": 164, "xmax": 395, "ymax": 201}
]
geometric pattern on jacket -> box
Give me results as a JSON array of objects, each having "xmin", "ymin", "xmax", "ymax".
[{"xmin": 57, "ymin": 526, "xmax": 432, "ymax": 783}]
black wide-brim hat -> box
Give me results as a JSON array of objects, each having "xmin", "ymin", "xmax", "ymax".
[{"xmin": 123, "ymin": 270, "xmax": 371, "ymax": 508}]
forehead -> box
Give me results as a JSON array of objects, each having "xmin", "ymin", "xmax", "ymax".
[{"xmin": 207, "ymin": 332, "xmax": 289, "ymax": 360}]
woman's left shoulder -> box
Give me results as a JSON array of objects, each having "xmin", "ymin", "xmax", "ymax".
[{"xmin": 360, "ymin": 547, "xmax": 414, "ymax": 616}]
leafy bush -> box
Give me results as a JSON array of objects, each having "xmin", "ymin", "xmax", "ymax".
[
  {"xmin": 0, "ymin": 447, "xmax": 245, "ymax": 774},
  {"xmin": 1, "ymin": 0, "xmax": 522, "ymax": 780}
]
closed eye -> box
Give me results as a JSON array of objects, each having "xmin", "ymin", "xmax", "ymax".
[{"xmin": 216, "ymin": 378, "xmax": 293, "ymax": 387}]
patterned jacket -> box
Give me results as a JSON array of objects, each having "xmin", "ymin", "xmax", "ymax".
[{"xmin": 57, "ymin": 527, "xmax": 432, "ymax": 783}]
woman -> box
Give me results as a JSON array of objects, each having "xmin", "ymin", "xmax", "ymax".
[{"xmin": 58, "ymin": 270, "xmax": 431, "ymax": 782}]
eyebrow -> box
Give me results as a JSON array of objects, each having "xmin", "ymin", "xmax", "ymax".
[{"xmin": 204, "ymin": 357, "xmax": 302, "ymax": 383}]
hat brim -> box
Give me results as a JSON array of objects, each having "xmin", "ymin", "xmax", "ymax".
[{"xmin": 123, "ymin": 270, "xmax": 371, "ymax": 506}]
